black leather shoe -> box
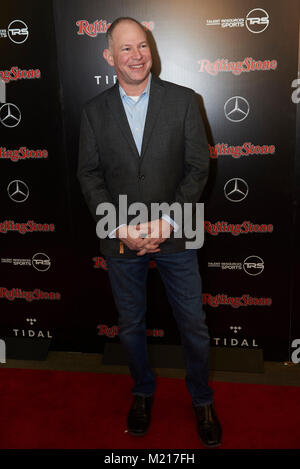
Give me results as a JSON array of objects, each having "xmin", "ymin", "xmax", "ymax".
[
  {"xmin": 193, "ymin": 403, "xmax": 222, "ymax": 448},
  {"xmin": 127, "ymin": 395, "xmax": 153, "ymax": 436}
]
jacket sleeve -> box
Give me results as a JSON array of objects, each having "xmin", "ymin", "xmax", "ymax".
[
  {"xmin": 77, "ymin": 108, "xmax": 114, "ymax": 223},
  {"xmin": 174, "ymin": 91, "xmax": 209, "ymax": 206}
]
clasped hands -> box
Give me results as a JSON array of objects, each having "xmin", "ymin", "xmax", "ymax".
[{"xmin": 116, "ymin": 219, "xmax": 173, "ymax": 256}]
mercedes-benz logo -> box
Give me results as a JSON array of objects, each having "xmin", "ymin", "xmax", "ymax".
[
  {"xmin": 224, "ymin": 178, "xmax": 248, "ymax": 202},
  {"xmin": 0, "ymin": 103, "xmax": 21, "ymax": 128},
  {"xmin": 7, "ymin": 19, "xmax": 29, "ymax": 44},
  {"xmin": 32, "ymin": 253, "xmax": 51, "ymax": 272},
  {"xmin": 224, "ymin": 96, "xmax": 249, "ymax": 122},
  {"xmin": 7, "ymin": 180, "xmax": 29, "ymax": 203},
  {"xmin": 243, "ymin": 255, "xmax": 264, "ymax": 276},
  {"xmin": 246, "ymin": 8, "xmax": 269, "ymax": 34}
]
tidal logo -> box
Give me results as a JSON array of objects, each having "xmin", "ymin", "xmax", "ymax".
[
  {"xmin": 13, "ymin": 329, "xmax": 52, "ymax": 338},
  {"xmin": 94, "ymin": 75, "xmax": 117, "ymax": 85},
  {"xmin": 212, "ymin": 326, "xmax": 258, "ymax": 348}
]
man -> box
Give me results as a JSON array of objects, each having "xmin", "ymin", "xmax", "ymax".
[{"xmin": 77, "ymin": 17, "xmax": 221, "ymax": 447}]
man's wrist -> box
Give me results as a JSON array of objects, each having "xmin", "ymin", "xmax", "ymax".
[
  {"xmin": 162, "ymin": 214, "xmax": 178, "ymax": 232},
  {"xmin": 109, "ymin": 224, "xmax": 126, "ymax": 239}
]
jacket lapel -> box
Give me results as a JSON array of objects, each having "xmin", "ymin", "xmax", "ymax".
[
  {"xmin": 107, "ymin": 83, "xmax": 140, "ymax": 158},
  {"xmin": 140, "ymin": 76, "xmax": 165, "ymax": 159}
]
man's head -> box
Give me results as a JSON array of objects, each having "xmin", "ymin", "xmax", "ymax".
[{"xmin": 103, "ymin": 17, "xmax": 152, "ymax": 93}]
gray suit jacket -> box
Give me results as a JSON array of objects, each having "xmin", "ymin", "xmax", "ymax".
[{"xmin": 77, "ymin": 75, "xmax": 209, "ymax": 257}]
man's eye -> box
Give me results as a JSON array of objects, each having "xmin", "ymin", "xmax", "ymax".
[{"xmin": 122, "ymin": 47, "xmax": 130, "ymax": 51}]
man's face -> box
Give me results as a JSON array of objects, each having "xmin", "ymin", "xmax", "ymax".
[{"xmin": 104, "ymin": 21, "xmax": 152, "ymax": 90}]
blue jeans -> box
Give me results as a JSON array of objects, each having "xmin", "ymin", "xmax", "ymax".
[{"xmin": 105, "ymin": 249, "xmax": 213, "ymax": 406}]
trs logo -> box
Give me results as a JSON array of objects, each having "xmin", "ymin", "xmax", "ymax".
[
  {"xmin": 0, "ymin": 339, "xmax": 6, "ymax": 363},
  {"xmin": 291, "ymin": 339, "xmax": 300, "ymax": 364},
  {"xmin": 291, "ymin": 78, "xmax": 300, "ymax": 104},
  {"xmin": 245, "ymin": 9, "xmax": 269, "ymax": 34},
  {"xmin": 7, "ymin": 20, "xmax": 29, "ymax": 44}
]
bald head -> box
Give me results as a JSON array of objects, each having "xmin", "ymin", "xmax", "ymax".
[{"xmin": 106, "ymin": 17, "xmax": 147, "ymax": 49}]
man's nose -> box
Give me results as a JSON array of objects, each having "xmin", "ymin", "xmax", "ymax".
[{"xmin": 131, "ymin": 48, "xmax": 142, "ymax": 60}]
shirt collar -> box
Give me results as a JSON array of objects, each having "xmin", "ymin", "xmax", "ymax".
[{"xmin": 119, "ymin": 73, "xmax": 152, "ymax": 100}]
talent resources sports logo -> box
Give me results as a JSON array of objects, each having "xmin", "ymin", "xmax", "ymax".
[
  {"xmin": 0, "ymin": 20, "xmax": 29, "ymax": 43},
  {"xmin": 204, "ymin": 221, "xmax": 274, "ymax": 236},
  {"xmin": 1, "ymin": 253, "xmax": 51, "ymax": 271},
  {"xmin": 203, "ymin": 293, "xmax": 272, "ymax": 308},
  {"xmin": 198, "ymin": 57, "xmax": 277, "ymax": 76},
  {"xmin": 209, "ymin": 142, "xmax": 275, "ymax": 159},
  {"xmin": 0, "ymin": 147, "xmax": 48, "ymax": 162},
  {"xmin": 208, "ymin": 255, "xmax": 265, "ymax": 276},
  {"xmin": 76, "ymin": 19, "xmax": 155, "ymax": 37},
  {"xmin": 205, "ymin": 8, "xmax": 269, "ymax": 34}
]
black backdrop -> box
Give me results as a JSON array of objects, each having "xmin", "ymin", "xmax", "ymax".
[{"xmin": 1, "ymin": 0, "xmax": 299, "ymax": 364}]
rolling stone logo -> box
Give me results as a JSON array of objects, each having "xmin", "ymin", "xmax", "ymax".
[
  {"xmin": 198, "ymin": 57, "xmax": 277, "ymax": 76},
  {"xmin": 76, "ymin": 19, "xmax": 154, "ymax": 37},
  {"xmin": 206, "ymin": 8, "xmax": 269, "ymax": 33},
  {"xmin": 208, "ymin": 256, "xmax": 265, "ymax": 276},
  {"xmin": 93, "ymin": 257, "xmax": 157, "ymax": 270},
  {"xmin": 0, "ymin": 147, "xmax": 48, "ymax": 162},
  {"xmin": 97, "ymin": 324, "xmax": 164, "ymax": 338},
  {"xmin": 0, "ymin": 66, "xmax": 40, "ymax": 83},
  {"xmin": 0, "ymin": 287, "xmax": 61, "ymax": 302},
  {"xmin": 0, "ymin": 220, "xmax": 55, "ymax": 234},
  {"xmin": 209, "ymin": 142, "xmax": 275, "ymax": 159},
  {"xmin": 204, "ymin": 220, "xmax": 273, "ymax": 236},
  {"xmin": 203, "ymin": 293, "xmax": 272, "ymax": 308}
]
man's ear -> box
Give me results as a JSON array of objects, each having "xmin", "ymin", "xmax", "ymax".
[{"xmin": 103, "ymin": 48, "xmax": 114, "ymax": 67}]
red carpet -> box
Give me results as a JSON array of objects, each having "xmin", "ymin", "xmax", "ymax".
[{"xmin": 0, "ymin": 367, "xmax": 299, "ymax": 449}]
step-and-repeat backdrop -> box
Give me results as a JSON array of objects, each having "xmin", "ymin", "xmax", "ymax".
[{"xmin": 1, "ymin": 0, "xmax": 299, "ymax": 363}]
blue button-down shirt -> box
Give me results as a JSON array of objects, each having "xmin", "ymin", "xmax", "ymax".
[
  {"xmin": 108, "ymin": 74, "xmax": 178, "ymax": 238},
  {"xmin": 119, "ymin": 74, "xmax": 151, "ymax": 155}
]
